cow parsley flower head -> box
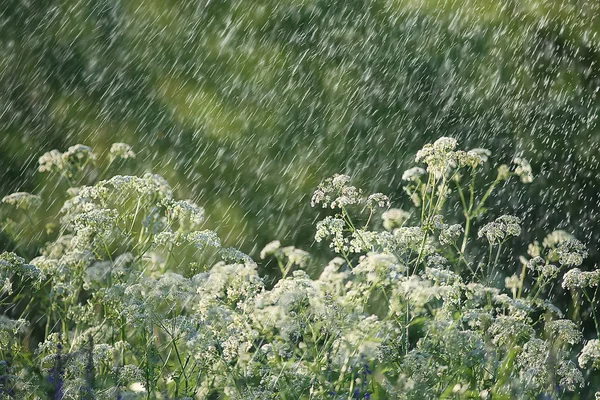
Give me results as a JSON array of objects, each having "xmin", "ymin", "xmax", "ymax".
[
  {"xmin": 366, "ymin": 193, "xmax": 390, "ymax": 209},
  {"xmin": 64, "ymin": 144, "xmax": 96, "ymax": 165},
  {"xmin": 401, "ymin": 167, "xmax": 427, "ymax": 182},
  {"xmin": 516, "ymin": 338, "xmax": 549, "ymax": 392},
  {"xmin": 578, "ymin": 339, "xmax": 600, "ymax": 369},
  {"xmin": 38, "ymin": 149, "xmax": 67, "ymax": 173},
  {"xmin": 166, "ymin": 199, "xmax": 205, "ymax": 227},
  {"xmin": 512, "ymin": 157, "xmax": 533, "ymax": 183},
  {"xmin": 1, "ymin": 192, "xmax": 41, "ymax": 210},
  {"xmin": 260, "ymin": 240, "xmax": 281, "ymax": 259},
  {"xmin": 109, "ymin": 142, "xmax": 136, "ymax": 160},
  {"xmin": 556, "ymin": 238, "xmax": 587, "ymax": 267},
  {"xmin": 556, "ymin": 360, "xmax": 584, "ymax": 391},
  {"xmin": 382, "ymin": 208, "xmax": 410, "ymax": 231},
  {"xmin": 456, "ymin": 150, "xmax": 485, "ymax": 169},
  {"xmin": 220, "ymin": 247, "xmax": 256, "ymax": 267},
  {"xmin": 439, "ymin": 224, "xmax": 463, "ymax": 246},
  {"xmin": 478, "ymin": 215, "xmax": 521, "ymax": 245},
  {"xmin": 282, "ymin": 246, "xmax": 310, "ymax": 268},
  {"xmin": 315, "ymin": 216, "xmax": 347, "ymax": 253},
  {"xmin": 311, "ymin": 174, "xmax": 363, "ymax": 208},
  {"xmin": 546, "ymin": 320, "xmax": 582, "ymax": 345},
  {"xmin": 187, "ymin": 230, "xmax": 221, "ymax": 249},
  {"xmin": 469, "ymin": 148, "xmax": 492, "ymax": 163},
  {"xmin": 504, "ymin": 274, "xmax": 521, "ymax": 297},
  {"xmin": 562, "ymin": 268, "xmax": 600, "ymax": 290},
  {"xmin": 415, "ymin": 137, "xmax": 458, "ymax": 178}
]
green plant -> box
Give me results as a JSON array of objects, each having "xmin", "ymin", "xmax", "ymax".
[{"xmin": 0, "ymin": 138, "xmax": 598, "ymax": 399}]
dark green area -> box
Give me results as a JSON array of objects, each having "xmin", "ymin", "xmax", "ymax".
[{"xmin": 1, "ymin": 0, "xmax": 599, "ymax": 264}]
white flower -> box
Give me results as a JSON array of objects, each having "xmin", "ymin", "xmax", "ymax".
[
  {"xmin": 260, "ymin": 240, "xmax": 281, "ymax": 259},
  {"xmin": 478, "ymin": 215, "xmax": 521, "ymax": 245},
  {"xmin": 311, "ymin": 174, "xmax": 363, "ymax": 209},
  {"xmin": 546, "ymin": 319, "xmax": 582, "ymax": 345},
  {"xmin": 38, "ymin": 149, "xmax": 66, "ymax": 173},
  {"xmin": 366, "ymin": 193, "xmax": 390, "ymax": 209},
  {"xmin": 315, "ymin": 216, "xmax": 347, "ymax": 253},
  {"xmin": 556, "ymin": 238, "xmax": 587, "ymax": 267},
  {"xmin": 512, "ymin": 157, "xmax": 533, "ymax": 183},
  {"xmin": 439, "ymin": 223, "xmax": 463, "ymax": 246},
  {"xmin": 382, "ymin": 208, "xmax": 410, "ymax": 231},
  {"xmin": 187, "ymin": 230, "xmax": 221, "ymax": 249},
  {"xmin": 282, "ymin": 246, "xmax": 310, "ymax": 268},
  {"xmin": 220, "ymin": 247, "xmax": 256, "ymax": 267},
  {"xmin": 556, "ymin": 360, "xmax": 584, "ymax": 391},
  {"xmin": 109, "ymin": 142, "xmax": 136, "ymax": 160},
  {"xmin": 1, "ymin": 192, "xmax": 41, "ymax": 209},
  {"xmin": 415, "ymin": 137, "xmax": 458, "ymax": 178},
  {"xmin": 578, "ymin": 339, "xmax": 600, "ymax": 369},
  {"xmin": 562, "ymin": 268, "xmax": 600, "ymax": 290},
  {"xmin": 64, "ymin": 144, "xmax": 95, "ymax": 161},
  {"xmin": 401, "ymin": 167, "xmax": 427, "ymax": 182}
]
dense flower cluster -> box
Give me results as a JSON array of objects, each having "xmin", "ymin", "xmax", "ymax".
[{"xmin": 0, "ymin": 139, "xmax": 597, "ymax": 399}]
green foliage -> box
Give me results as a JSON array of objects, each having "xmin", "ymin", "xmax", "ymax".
[
  {"xmin": 1, "ymin": 0, "xmax": 599, "ymax": 261},
  {"xmin": 0, "ymin": 139, "xmax": 598, "ymax": 399}
]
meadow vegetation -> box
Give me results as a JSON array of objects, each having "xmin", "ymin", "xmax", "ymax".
[{"xmin": 0, "ymin": 138, "xmax": 599, "ymax": 399}]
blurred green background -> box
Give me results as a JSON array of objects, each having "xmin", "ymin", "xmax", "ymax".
[{"xmin": 1, "ymin": 0, "xmax": 599, "ymax": 267}]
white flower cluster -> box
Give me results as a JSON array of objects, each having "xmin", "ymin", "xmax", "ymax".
[
  {"xmin": 39, "ymin": 144, "xmax": 96, "ymax": 177},
  {"xmin": 512, "ymin": 157, "xmax": 534, "ymax": 183},
  {"xmin": 478, "ymin": 215, "xmax": 521, "ymax": 245},
  {"xmin": 562, "ymin": 268, "xmax": 600, "ymax": 290},
  {"xmin": 1, "ymin": 192, "xmax": 41, "ymax": 210},
  {"xmin": 109, "ymin": 142, "xmax": 136, "ymax": 160},
  {"xmin": 382, "ymin": 208, "xmax": 410, "ymax": 231},
  {"xmin": 2, "ymin": 139, "xmax": 598, "ymax": 399},
  {"xmin": 556, "ymin": 238, "xmax": 588, "ymax": 267},
  {"xmin": 578, "ymin": 339, "xmax": 600, "ymax": 370},
  {"xmin": 260, "ymin": 240, "xmax": 311, "ymax": 268},
  {"xmin": 415, "ymin": 137, "xmax": 458, "ymax": 178}
]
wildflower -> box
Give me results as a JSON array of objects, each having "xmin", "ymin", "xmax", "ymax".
[
  {"xmin": 556, "ymin": 360, "xmax": 584, "ymax": 391},
  {"xmin": 546, "ymin": 320, "xmax": 582, "ymax": 345},
  {"xmin": 562, "ymin": 268, "xmax": 600, "ymax": 290},
  {"xmin": 505, "ymin": 274, "xmax": 521, "ymax": 297},
  {"xmin": 496, "ymin": 164, "xmax": 510, "ymax": 180},
  {"xmin": 311, "ymin": 174, "xmax": 363, "ymax": 209},
  {"xmin": 469, "ymin": 148, "xmax": 492, "ymax": 163},
  {"xmin": 415, "ymin": 137, "xmax": 458, "ymax": 178},
  {"xmin": 488, "ymin": 315, "xmax": 534, "ymax": 346},
  {"xmin": 516, "ymin": 338, "xmax": 549, "ymax": 392},
  {"xmin": 166, "ymin": 199, "xmax": 205, "ymax": 227},
  {"xmin": 366, "ymin": 193, "xmax": 390, "ymax": 209},
  {"xmin": 282, "ymin": 246, "xmax": 310, "ymax": 268},
  {"xmin": 556, "ymin": 238, "xmax": 587, "ymax": 267},
  {"xmin": 64, "ymin": 144, "xmax": 95, "ymax": 163},
  {"xmin": 1, "ymin": 192, "xmax": 41, "ymax": 210},
  {"xmin": 542, "ymin": 230, "xmax": 573, "ymax": 248},
  {"xmin": 109, "ymin": 142, "xmax": 136, "ymax": 160},
  {"xmin": 220, "ymin": 247, "xmax": 256, "ymax": 266},
  {"xmin": 478, "ymin": 215, "xmax": 521, "ymax": 245},
  {"xmin": 382, "ymin": 208, "xmax": 410, "ymax": 231},
  {"xmin": 315, "ymin": 216, "xmax": 347, "ymax": 253},
  {"xmin": 260, "ymin": 240, "xmax": 281, "ymax": 259},
  {"xmin": 456, "ymin": 150, "xmax": 485, "ymax": 169},
  {"xmin": 39, "ymin": 149, "xmax": 67, "ymax": 173},
  {"xmin": 512, "ymin": 157, "xmax": 533, "ymax": 183},
  {"xmin": 187, "ymin": 230, "xmax": 221, "ymax": 249},
  {"xmin": 117, "ymin": 365, "xmax": 145, "ymax": 386},
  {"xmin": 401, "ymin": 167, "xmax": 427, "ymax": 182},
  {"xmin": 439, "ymin": 223, "xmax": 463, "ymax": 246},
  {"xmin": 578, "ymin": 339, "xmax": 600, "ymax": 369}
]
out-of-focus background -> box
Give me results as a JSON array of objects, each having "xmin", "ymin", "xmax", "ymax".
[{"xmin": 1, "ymin": 0, "xmax": 599, "ymax": 267}]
